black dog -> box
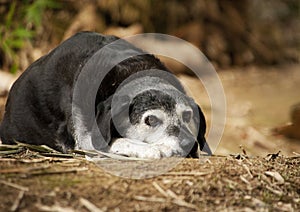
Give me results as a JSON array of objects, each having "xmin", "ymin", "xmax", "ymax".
[{"xmin": 0, "ymin": 32, "xmax": 211, "ymax": 158}]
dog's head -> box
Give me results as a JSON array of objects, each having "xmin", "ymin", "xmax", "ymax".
[{"xmin": 95, "ymin": 74, "xmax": 211, "ymax": 158}]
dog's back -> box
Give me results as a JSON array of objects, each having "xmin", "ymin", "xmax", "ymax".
[{"xmin": 0, "ymin": 32, "xmax": 119, "ymax": 150}]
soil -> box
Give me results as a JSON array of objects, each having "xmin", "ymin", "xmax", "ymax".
[{"xmin": 0, "ymin": 151, "xmax": 299, "ymax": 212}]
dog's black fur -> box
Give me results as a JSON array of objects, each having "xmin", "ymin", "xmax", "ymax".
[{"xmin": 0, "ymin": 32, "xmax": 210, "ymax": 157}]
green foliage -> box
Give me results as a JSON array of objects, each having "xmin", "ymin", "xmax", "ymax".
[
  {"xmin": 26, "ymin": 0, "xmax": 61, "ymax": 27},
  {"xmin": 0, "ymin": 0, "xmax": 60, "ymax": 73}
]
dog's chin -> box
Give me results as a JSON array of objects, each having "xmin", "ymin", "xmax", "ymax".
[{"xmin": 109, "ymin": 138, "xmax": 188, "ymax": 159}]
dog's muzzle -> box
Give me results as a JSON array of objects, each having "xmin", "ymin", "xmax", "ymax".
[
  {"xmin": 167, "ymin": 125, "xmax": 196, "ymax": 154},
  {"xmin": 179, "ymin": 125, "xmax": 197, "ymax": 153}
]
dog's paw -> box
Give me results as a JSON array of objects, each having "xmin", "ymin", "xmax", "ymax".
[
  {"xmin": 153, "ymin": 144, "xmax": 181, "ymax": 158},
  {"xmin": 109, "ymin": 138, "xmax": 162, "ymax": 159}
]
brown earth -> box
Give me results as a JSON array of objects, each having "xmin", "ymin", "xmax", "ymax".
[{"xmin": 0, "ymin": 150, "xmax": 299, "ymax": 212}]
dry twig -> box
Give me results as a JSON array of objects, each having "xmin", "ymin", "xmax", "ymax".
[
  {"xmin": 0, "ymin": 180, "xmax": 29, "ymax": 191},
  {"xmin": 152, "ymin": 182, "xmax": 169, "ymax": 197},
  {"xmin": 35, "ymin": 203, "xmax": 74, "ymax": 212},
  {"xmin": 151, "ymin": 182, "xmax": 199, "ymax": 210},
  {"xmin": 163, "ymin": 171, "xmax": 213, "ymax": 176},
  {"xmin": 10, "ymin": 190, "xmax": 24, "ymax": 212},
  {"xmin": 80, "ymin": 198, "xmax": 104, "ymax": 212},
  {"xmin": 134, "ymin": 196, "xmax": 166, "ymax": 203},
  {"xmin": 0, "ymin": 165, "xmax": 50, "ymax": 174}
]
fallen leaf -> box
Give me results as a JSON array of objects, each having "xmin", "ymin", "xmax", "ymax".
[{"xmin": 264, "ymin": 171, "xmax": 285, "ymax": 184}]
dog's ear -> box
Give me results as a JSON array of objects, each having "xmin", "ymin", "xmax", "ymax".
[
  {"xmin": 94, "ymin": 95, "xmax": 131, "ymax": 149},
  {"xmin": 187, "ymin": 99, "xmax": 212, "ymax": 157},
  {"xmin": 189, "ymin": 102, "xmax": 212, "ymax": 158},
  {"xmin": 196, "ymin": 105, "xmax": 212, "ymax": 155},
  {"xmin": 95, "ymin": 97, "xmax": 113, "ymax": 142},
  {"xmin": 93, "ymin": 97, "xmax": 113, "ymax": 150}
]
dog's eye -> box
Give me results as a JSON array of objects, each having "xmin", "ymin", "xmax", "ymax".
[
  {"xmin": 182, "ymin": 111, "xmax": 192, "ymax": 123},
  {"xmin": 145, "ymin": 115, "xmax": 161, "ymax": 127}
]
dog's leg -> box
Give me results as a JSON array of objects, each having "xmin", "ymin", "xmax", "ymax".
[
  {"xmin": 110, "ymin": 138, "xmax": 162, "ymax": 159},
  {"xmin": 72, "ymin": 108, "xmax": 95, "ymax": 150}
]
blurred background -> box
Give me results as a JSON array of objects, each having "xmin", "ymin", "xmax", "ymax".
[{"xmin": 0, "ymin": 0, "xmax": 299, "ymax": 155}]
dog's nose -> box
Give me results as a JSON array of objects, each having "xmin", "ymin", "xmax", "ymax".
[
  {"xmin": 166, "ymin": 125, "xmax": 180, "ymax": 137},
  {"xmin": 167, "ymin": 125, "xmax": 196, "ymax": 153},
  {"xmin": 180, "ymin": 138, "xmax": 196, "ymax": 151},
  {"xmin": 178, "ymin": 125, "xmax": 196, "ymax": 152}
]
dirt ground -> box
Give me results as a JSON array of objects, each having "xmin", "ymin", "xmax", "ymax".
[
  {"xmin": 0, "ymin": 65, "xmax": 300, "ymax": 211},
  {"xmin": 0, "ymin": 149, "xmax": 299, "ymax": 212}
]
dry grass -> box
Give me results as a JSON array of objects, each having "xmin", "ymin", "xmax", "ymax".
[{"xmin": 0, "ymin": 145, "xmax": 299, "ymax": 211}]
